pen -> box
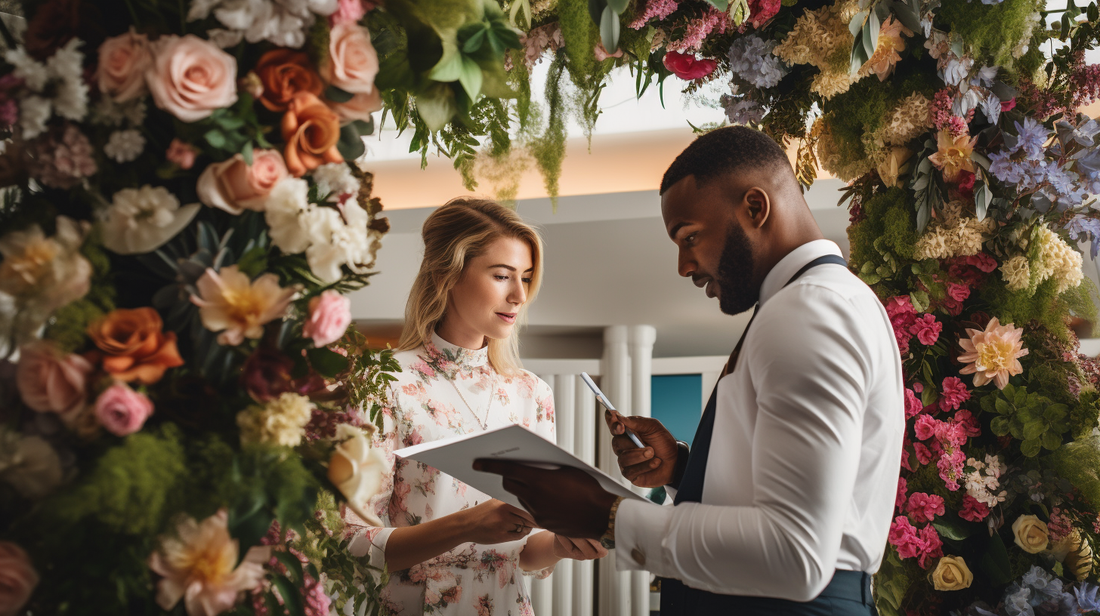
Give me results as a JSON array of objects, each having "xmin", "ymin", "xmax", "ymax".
[{"xmin": 579, "ymin": 372, "xmax": 645, "ymax": 449}]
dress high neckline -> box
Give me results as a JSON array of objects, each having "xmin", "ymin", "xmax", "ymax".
[{"xmin": 428, "ymin": 331, "xmax": 490, "ymax": 370}]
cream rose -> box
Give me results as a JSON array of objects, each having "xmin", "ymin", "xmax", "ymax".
[
  {"xmin": 97, "ymin": 30, "xmax": 153, "ymax": 102},
  {"xmin": 320, "ymin": 22, "xmax": 379, "ymax": 94},
  {"xmin": 931, "ymin": 556, "xmax": 973, "ymax": 591},
  {"xmin": 146, "ymin": 34, "xmax": 238, "ymax": 122},
  {"xmin": 197, "ymin": 150, "xmax": 289, "ymax": 214},
  {"xmin": 1012, "ymin": 514, "xmax": 1050, "ymax": 554},
  {"xmin": 328, "ymin": 425, "xmax": 385, "ymax": 526}
]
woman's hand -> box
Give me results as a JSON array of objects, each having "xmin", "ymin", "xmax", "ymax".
[
  {"xmin": 551, "ymin": 535, "xmax": 608, "ymax": 561},
  {"xmin": 605, "ymin": 410, "xmax": 680, "ymax": 487},
  {"xmin": 461, "ymin": 499, "xmax": 537, "ymax": 545}
]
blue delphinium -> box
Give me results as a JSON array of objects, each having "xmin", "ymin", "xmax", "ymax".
[
  {"xmin": 1075, "ymin": 582, "xmax": 1100, "ymax": 613},
  {"xmin": 727, "ymin": 35, "xmax": 787, "ymax": 89},
  {"xmin": 1005, "ymin": 586, "xmax": 1036, "ymax": 616},
  {"xmin": 1016, "ymin": 117, "xmax": 1051, "ymax": 159}
]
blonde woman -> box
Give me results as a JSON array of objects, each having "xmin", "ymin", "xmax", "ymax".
[{"xmin": 345, "ymin": 198, "xmax": 606, "ymax": 615}]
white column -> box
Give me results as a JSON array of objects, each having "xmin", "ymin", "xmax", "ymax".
[
  {"xmin": 573, "ymin": 376, "xmax": 597, "ymax": 616},
  {"xmin": 531, "ymin": 374, "xmax": 555, "ymax": 616},
  {"xmin": 552, "ymin": 375, "xmax": 577, "ymax": 616},
  {"xmin": 626, "ymin": 326, "xmax": 656, "ymax": 616},
  {"xmin": 599, "ymin": 326, "xmax": 632, "ymax": 616}
]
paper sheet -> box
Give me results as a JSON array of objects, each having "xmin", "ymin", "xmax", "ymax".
[{"xmin": 395, "ymin": 424, "xmax": 647, "ymax": 511}]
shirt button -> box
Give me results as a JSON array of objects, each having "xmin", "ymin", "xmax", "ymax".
[{"xmin": 631, "ymin": 548, "xmax": 646, "ymax": 566}]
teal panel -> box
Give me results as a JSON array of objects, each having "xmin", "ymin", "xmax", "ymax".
[{"xmin": 651, "ymin": 374, "xmax": 703, "ymax": 446}]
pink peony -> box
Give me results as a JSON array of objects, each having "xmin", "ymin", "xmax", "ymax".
[
  {"xmin": 302, "ymin": 290, "xmax": 352, "ymax": 347},
  {"xmin": 16, "ymin": 340, "xmax": 92, "ymax": 418},
  {"xmin": 196, "ymin": 150, "xmax": 288, "ymax": 214},
  {"xmin": 938, "ymin": 376, "xmax": 970, "ymax": 412},
  {"xmin": 97, "ymin": 29, "xmax": 152, "ymax": 102},
  {"xmin": 94, "ymin": 381, "xmax": 154, "ymax": 436},
  {"xmin": 0, "ymin": 542, "xmax": 38, "ymax": 616},
  {"xmin": 662, "ymin": 51, "xmax": 716, "ymax": 80},
  {"xmin": 913, "ymin": 414, "xmax": 938, "ymax": 441},
  {"xmin": 320, "ymin": 22, "xmax": 379, "ymax": 94},
  {"xmin": 958, "ymin": 317, "xmax": 1029, "ymax": 389},
  {"xmin": 911, "ymin": 313, "xmax": 942, "ymax": 346},
  {"xmin": 149, "ymin": 510, "xmax": 270, "ymax": 616},
  {"xmin": 166, "ymin": 139, "xmax": 198, "ymax": 170},
  {"xmin": 959, "ymin": 495, "xmax": 990, "ymax": 522},
  {"xmin": 906, "ymin": 492, "xmax": 945, "ymax": 524},
  {"xmin": 146, "ymin": 35, "xmax": 238, "ymax": 122},
  {"xmin": 329, "ymin": 0, "xmax": 367, "ymax": 25}
]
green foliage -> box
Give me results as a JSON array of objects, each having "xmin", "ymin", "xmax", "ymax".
[
  {"xmin": 981, "ymin": 383, "xmax": 1070, "ymax": 457},
  {"xmin": 1048, "ymin": 436, "xmax": 1100, "ymax": 510},
  {"xmin": 848, "ymin": 188, "xmax": 921, "ymax": 292},
  {"xmin": 47, "ymin": 425, "xmax": 190, "ymax": 535},
  {"xmin": 937, "ymin": 0, "xmax": 1045, "ymax": 68},
  {"xmin": 979, "ymin": 275, "xmax": 1071, "ymax": 338},
  {"xmin": 527, "ymin": 57, "xmax": 570, "ymax": 205},
  {"xmin": 558, "ymin": 0, "xmax": 599, "ymax": 81},
  {"xmin": 44, "ymin": 238, "xmax": 116, "ymax": 353}
]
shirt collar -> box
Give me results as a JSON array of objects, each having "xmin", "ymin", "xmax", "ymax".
[
  {"xmin": 758, "ymin": 239, "xmax": 844, "ymax": 307},
  {"xmin": 429, "ymin": 331, "xmax": 490, "ymax": 369}
]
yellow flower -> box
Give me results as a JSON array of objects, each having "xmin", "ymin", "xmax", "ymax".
[
  {"xmin": 148, "ymin": 510, "xmax": 270, "ymax": 616},
  {"xmin": 1012, "ymin": 515, "xmax": 1050, "ymax": 554},
  {"xmin": 236, "ymin": 392, "xmax": 314, "ymax": 447},
  {"xmin": 958, "ymin": 317, "xmax": 1028, "ymax": 389},
  {"xmin": 867, "ymin": 17, "xmax": 912, "ymax": 81},
  {"xmin": 191, "ymin": 265, "xmax": 297, "ymax": 346},
  {"xmin": 928, "ymin": 130, "xmax": 978, "ymax": 181},
  {"xmin": 931, "ymin": 556, "xmax": 973, "ymax": 591}
]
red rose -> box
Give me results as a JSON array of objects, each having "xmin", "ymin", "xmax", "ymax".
[{"xmin": 662, "ymin": 52, "xmax": 716, "ymax": 81}]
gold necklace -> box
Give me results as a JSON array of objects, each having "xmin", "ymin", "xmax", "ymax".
[{"xmin": 442, "ymin": 366, "xmax": 497, "ymax": 431}]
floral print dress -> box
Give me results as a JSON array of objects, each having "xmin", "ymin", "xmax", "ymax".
[{"xmin": 345, "ymin": 333, "xmax": 556, "ymax": 615}]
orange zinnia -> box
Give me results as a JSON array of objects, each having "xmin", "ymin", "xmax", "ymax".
[{"xmin": 86, "ymin": 307, "xmax": 184, "ymax": 384}]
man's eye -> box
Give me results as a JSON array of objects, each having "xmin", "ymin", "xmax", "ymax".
[{"xmin": 685, "ymin": 233, "xmax": 698, "ymax": 245}]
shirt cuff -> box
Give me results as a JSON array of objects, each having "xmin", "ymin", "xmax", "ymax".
[
  {"xmin": 613, "ymin": 499, "xmax": 676, "ymax": 575},
  {"xmin": 347, "ymin": 526, "xmax": 395, "ymax": 568}
]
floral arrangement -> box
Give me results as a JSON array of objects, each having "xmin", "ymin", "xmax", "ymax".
[{"xmin": 0, "ymin": 0, "xmax": 411, "ymax": 614}]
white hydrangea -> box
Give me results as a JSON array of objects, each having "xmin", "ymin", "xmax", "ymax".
[
  {"xmin": 45, "ymin": 40, "xmax": 88, "ymax": 121},
  {"xmin": 312, "ymin": 163, "xmax": 359, "ymax": 201},
  {"xmin": 104, "ymin": 129, "xmax": 146, "ymax": 163}
]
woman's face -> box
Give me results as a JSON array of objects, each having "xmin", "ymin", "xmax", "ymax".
[{"xmin": 440, "ymin": 237, "xmax": 534, "ymax": 349}]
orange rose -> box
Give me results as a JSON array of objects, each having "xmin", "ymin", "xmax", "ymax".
[
  {"xmin": 86, "ymin": 307, "xmax": 184, "ymax": 384},
  {"xmin": 281, "ymin": 92, "xmax": 344, "ymax": 177},
  {"xmin": 255, "ymin": 49, "xmax": 324, "ymax": 112}
]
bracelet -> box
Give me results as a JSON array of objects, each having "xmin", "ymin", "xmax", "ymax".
[{"xmin": 600, "ymin": 496, "xmax": 626, "ymax": 550}]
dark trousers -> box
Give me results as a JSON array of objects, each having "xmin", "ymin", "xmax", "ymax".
[{"xmin": 659, "ymin": 570, "xmax": 878, "ymax": 616}]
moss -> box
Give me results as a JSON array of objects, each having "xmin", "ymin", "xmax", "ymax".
[
  {"xmin": 979, "ymin": 275, "xmax": 1069, "ymax": 336},
  {"xmin": 557, "ymin": 0, "xmax": 598, "ymax": 81},
  {"xmin": 526, "ymin": 56, "xmax": 568, "ymax": 205},
  {"xmin": 44, "ymin": 239, "xmax": 116, "ymax": 353},
  {"xmin": 937, "ymin": 0, "xmax": 1045, "ymax": 68},
  {"xmin": 1070, "ymin": 390, "xmax": 1100, "ymax": 440},
  {"xmin": 848, "ymin": 188, "xmax": 919, "ymax": 273}
]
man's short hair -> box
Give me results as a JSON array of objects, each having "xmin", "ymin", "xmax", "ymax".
[{"xmin": 660, "ymin": 126, "xmax": 792, "ymax": 195}]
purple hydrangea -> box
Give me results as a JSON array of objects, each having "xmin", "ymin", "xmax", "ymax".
[
  {"xmin": 1075, "ymin": 583, "xmax": 1100, "ymax": 613},
  {"xmin": 1065, "ymin": 215, "xmax": 1100, "ymax": 258},
  {"xmin": 990, "ymin": 150, "xmax": 1028, "ymax": 185},
  {"xmin": 727, "ymin": 35, "xmax": 787, "ymax": 89},
  {"xmin": 720, "ymin": 95, "xmax": 765, "ymax": 125},
  {"xmin": 1015, "ymin": 117, "xmax": 1051, "ymax": 159}
]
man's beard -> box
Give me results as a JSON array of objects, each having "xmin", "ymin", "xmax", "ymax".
[{"xmin": 715, "ymin": 223, "xmax": 758, "ymax": 315}]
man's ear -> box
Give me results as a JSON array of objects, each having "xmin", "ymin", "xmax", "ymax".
[{"xmin": 741, "ymin": 187, "xmax": 771, "ymax": 230}]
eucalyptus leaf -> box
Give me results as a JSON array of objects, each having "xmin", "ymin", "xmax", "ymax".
[
  {"xmin": 352, "ymin": 118, "xmax": 374, "ymax": 136},
  {"xmin": 606, "ymin": 0, "xmax": 629, "ymax": 15},
  {"xmin": 458, "ymin": 56, "xmax": 484, "ymax": 99},
  {"xmin": 337, "ymin": 123, "xmax": 366, "ymax": 160},
  {"xmin": 849, "ymin": 9, "xmax": 868, "ymax": 36},
  {"xmin": 599, "ymin": 5, "xmax": 620, "ymax": 53},
  {"xmin": 916, "ymin": 202, "xmax": 930, "ymax": 232}
]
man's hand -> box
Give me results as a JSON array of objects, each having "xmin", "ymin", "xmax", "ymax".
[
  {"xmin": 605, "ymin": 410, "xmax": 680, "ymax": 488},
  {"xmin": 552, "ymin": 535, "xmax": 608, "ymax": 561},
  {"xmin": 472, "ymin": 461, "xmax": 618, "ymax": 539}
]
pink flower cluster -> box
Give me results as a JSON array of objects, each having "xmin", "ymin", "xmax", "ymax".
[
  {"xmin": 0, "ymin": 74, "xmax": 22, "ymax": 128},
  {"xmin": 885, "ymin": 296, "xmax": 941, "ymax": 354},
  {"xmin": 746, "ymin": 0, "xmax": 781, "ymax": 28},
  {"xmin": 938, "ymin": 376, "xmax": 970, "ymax": 412},
  {"xmin": 889, "ymin": 516, "xmax": 943, "ymax": 568},
  {"xmin": 629, "ymin": 0, "xmax": 679, "ymax": 29},
  {"xmin": 959, "ymin": 494, "xmax": 990, "ymax": 522},
  {"xmin": 911, "ymin": 411, "xmax": 976, "ymax": 490},
  {"xmin": 666, "ymin": 9, "xmax": 728, "ymax": 53},
  {"xmin": 939, "ymin": 282, "xmax": 971, "ymax": 316},
  {"xmin": 906, "ymin": 492, "xmax": 945, "ymax": 524},
  {"xmin": 1048, "ymin": 507, "xmax": 1073, "ymax": 543},
  {"xmin": 28, "ymin": 124, "xmax": 97, "ymax": 189},
  {"xmin": 948, "ymin": 254, "xmax": 998, "ymax": 285}
]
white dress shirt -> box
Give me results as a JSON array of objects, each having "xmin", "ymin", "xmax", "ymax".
[{"xmin": 614, "ymin": 239, "xmax": 905, "ymax": 601}]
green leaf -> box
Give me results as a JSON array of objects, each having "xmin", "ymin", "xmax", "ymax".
[
  {"xmin": 274, "ymin": 551, "xmax": 305, "ymax": 585},
  {"xmin": 1022, "ymin": 421, "xmax": 1045, "ymax": 441},
  {"xmin": 352, "ymin": 118, "xmax": 374, "ymax": 137},
  {"xmin": 308, "ymin": 347, "xmax": 350, "ymax": 378},
  {"xmin": 1090, "ymin": 2, "xmax": 1098, "ymax": 22},
  {"xmin": 933, "ymin": 516, "xmax": 972, "ymax": 541},
  {"xmin": 702, "ymin": 0, "xmax": 729, "ymax": 10},
  {"xmin": 218, "ymin": 116, "xmax": 245, "ymax": 130},
  {"xmin": 429, "ymin": 44, "xmax": 463, "ymax": 82},
  {"xmin": 975, "ymin": 182, "xmax": 990, "ymax": 221},
  {"xmin": 457, "ymin": 55, "xmax": 484, "ymax": 99},
  {"xmin": 916, "ymin": 202, "xmax": 930, "ymax": 232},
  {"xmin": 490, "ymin": 20, "xmax": 522, "ymax": 50},
  {"xmin": 980, "ymin": 533, "xmax": 1013, "ymax": 585},
  {"xmin": 461, "ymin": 26, "xmax": 488, "ymax": 54},
  {"xmin": 205, "ymin": 129, "xmax": 227, "ymax": 149},
  {"xmin": 599, "ymin": 5, "xmax": 620, "ymax": 53},
  {"xmin": 271, "ymin": 575, "xmax": 306, "ymax": 616},
  {"xmin": 588, "ymin": 0, "xmax": 608, "ymax": 27},
  {"xmin": 241, "ymin": 140, "xmax": 254, "ymax": 165},
  {"xmin": 1042, "ymin": 430, "xmax": 1063, "ymax": 451},
  {"xmin": 324, "ymin": 84, "xmax": 354, "ymax": 103},
  {"xmin": 606, "ymin": 0, "xmax": 629, "ymax": 15},
  {"xmin": 866, "ymin": 7, "xmax": 881, "ymax": 53},
  {"xmin": 1021, "ymin": 438, "xmax": 1042, "ymax": 457},
  {"xmin": 337, "ymin": 122, "xmax": 366, "ymax": 160},
  {"xmin": 990, "ymin": 416, "xmax": 1011, "ymax": 436},
  {"xmin": 995, "ymin": 397, "xmax": 1012, "ymax": 415}
]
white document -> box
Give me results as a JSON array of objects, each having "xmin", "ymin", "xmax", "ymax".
[{"xmin": 394, "ymin": 424, "xmax": 647, "ymax": 512}]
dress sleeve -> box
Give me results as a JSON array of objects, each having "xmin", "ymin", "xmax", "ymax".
[
  {"xmin": 612, "ymin": 286, "xmax": 874, "ymax": 600},
  {"xmin": 521, "ymin": 375, "xmax": 557, "ymax": 578},
  {"xmin": 344, "ymin": 391, "xmax": 402, "ymax": 572}
]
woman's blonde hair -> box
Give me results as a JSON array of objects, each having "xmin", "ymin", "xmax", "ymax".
[{"xmin": 398, "ymin": 198, "xmax": 544, "ymax": 375}]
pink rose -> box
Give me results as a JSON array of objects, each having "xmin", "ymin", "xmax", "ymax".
[
  {"xmin": 146, "ymin": 34, "xmax": 238, "ymax": 122},
  {"xmin": 196, "ymin": 149, "xmax": 288, "ymax": 214},
  {"xmin": 329, "ymin": 90, "xmax": 382, "ymax": 123},
  {"xmin": 97, "ymin": 29, "xmax": 153, "ymax": 102},
  {"xmin": 330, "ymin": 0, "xmax": 367, "ymax": 25},
  {"xmin": 320, "ymin": 22, "xmax": 378, "ymax": 94},
  {"xmin": 94, "ymin": 381, "xmax": 154, "ymax": 436},
  {"xmin": 15, "ymin": 340, "xmax": 92, "ymax": 418},
  {"xmin": 166, "ymin": 139, "xmax": 197, "ymax": 170},
  {"xmin": 303, "ymin": 290, "xmax": 352, "ymax": 347},
  {"xmin": 0, "ymin": 542, "xmax": 38, "ymax": 616}
]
